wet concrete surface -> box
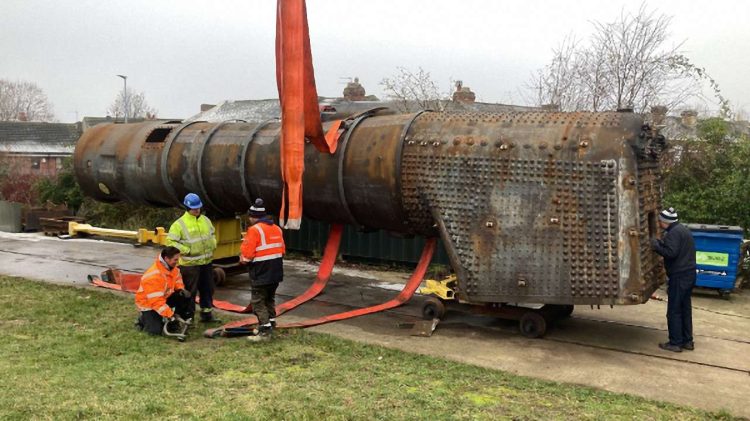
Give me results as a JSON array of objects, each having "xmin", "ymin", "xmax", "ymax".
[{"xmin": 1, "ymin": 231, "xmax": 749, "ymax": 417}]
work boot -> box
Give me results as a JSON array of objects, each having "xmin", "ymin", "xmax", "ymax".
[
  {"xmin": 199, "ymin": 310, "xmax": 221, "ymax": 324},
  {"xmin": 247, "ymin": 325, "xmax": 273, "ymax": 343},
  {"xmin": 658, "ymin": 342, "xmax": 682, "ymax": 353},
  {"xmin": 681, "ymin": 341, "xmax": 695, "ymax": 351},
  {"xmin": 270, "ymin": 318, "xmax": 277, "ymax": 329}
]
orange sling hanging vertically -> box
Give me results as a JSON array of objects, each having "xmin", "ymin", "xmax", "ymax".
[{"xmin": 275, "ymin": 0, "xmax": 338, "ymax": 229}]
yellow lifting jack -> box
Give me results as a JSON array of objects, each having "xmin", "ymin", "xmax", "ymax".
[
  {"xmin": 419, "ymin": 275, "xmax": 457, "ymax": 301},
  {"xmin": 418, "ymin": 275, "xmax": 458, "ymax": 321}
]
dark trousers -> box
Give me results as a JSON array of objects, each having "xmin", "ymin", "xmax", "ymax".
[
  {"xmin": 251, "ymin": 283, "xmax": 278, "ymax": 328},
  {"xmin": 666, "ymin": 273, "xmax": 695, "ymax": 346},
  {"xmin": 138, "ymin": 293, "xmax": 193, "ymax": 335},
  {"xmin": 180, "ymin": 264, "xmax": 214, "ymax": 317}
]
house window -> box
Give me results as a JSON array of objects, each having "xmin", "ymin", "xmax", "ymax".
[
  {"xmin": 31, "ymin": 158, "xmax": 40, "ymax": 170},
  {"xmin": 56, "ymin": 158, "xmax": 63, "ymax": 170}
]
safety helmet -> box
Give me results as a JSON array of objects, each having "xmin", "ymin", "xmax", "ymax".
[{"xmin": 183, "ymin": 193, "xmax": 203, "ymax": 209}]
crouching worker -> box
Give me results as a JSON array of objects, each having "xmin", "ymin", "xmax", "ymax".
[
  {"xmin": 240, "ymin": 198, "xmax": 285, "ymax": 342},
  {"xmin": 135, "ymin": 246, "xmax": 193, "ymax": 336}
]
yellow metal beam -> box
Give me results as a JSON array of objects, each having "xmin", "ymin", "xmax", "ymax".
[
  {"xmin": 68, "ymin": 222, "xmax": 139, "ymax": 240},
  {"xmin": 68, "ymin": 218, "xmax": 244, "ymax": 261}
]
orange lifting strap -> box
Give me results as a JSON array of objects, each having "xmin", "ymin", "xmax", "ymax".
[
  {"xmin": 203, "ymin": 223, "xmax": 344, "ymax": 337},
  {"xmin": 89, "ymin": 270, "xmax": 254, "ymax": 314},
  {"xmin": 203, "ymin": 228, "xmax": 437, "ymax": 338},
  {"xmin": 275, "ymin": 0, "xmax": 342, "ymax": 230}
]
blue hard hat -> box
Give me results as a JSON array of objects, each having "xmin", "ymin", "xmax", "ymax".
[{"xmin": 183, "ymin": 193, "xmax": 203, "ymax": 209}]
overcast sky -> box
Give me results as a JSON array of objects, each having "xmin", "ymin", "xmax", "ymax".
[{"xmin": 2, "ymin": 0, "xmax": 748, "ymax": 122}]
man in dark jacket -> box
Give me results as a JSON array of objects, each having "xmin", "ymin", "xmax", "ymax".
[
  {"xmin": 240, "ymin": 198, "xmax": 285, "ymax": 341},
  {"xmin": 651, "ymin": 207, "xmax": 696, "ymax": 352}
]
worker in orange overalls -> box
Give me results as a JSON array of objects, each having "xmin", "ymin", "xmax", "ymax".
[
  {"xmin": 135, "ymin": 246, "xmax": 193, "ymax": 336},
  {"xmin": 240, "ymin": 198, "xmax": 286, "ymax": 341}
]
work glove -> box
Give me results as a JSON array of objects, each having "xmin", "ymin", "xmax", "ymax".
[
  {"xmin": 650, "ymin": 238, "xmax": 660, "ymax": 249},
  {"xmin": 163, "ymin": 315, "xmax": 175, "ymax": 324},
  {"xmin": 176, "ymin": 289, "xmax": 191, "ymax": 298}
]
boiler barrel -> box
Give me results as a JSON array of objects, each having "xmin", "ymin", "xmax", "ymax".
[{"xmin": 74, "ymin": 110, "xmax": 666, "ymax": 305}]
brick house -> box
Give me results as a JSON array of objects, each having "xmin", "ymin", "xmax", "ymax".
[{"xmin": 0, "ymin": 122, "xmax": 82, "ymax": 177}]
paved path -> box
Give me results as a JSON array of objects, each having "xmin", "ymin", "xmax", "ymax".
[{"xmin": 1, "ymin": 232, "xmax": 748, "ymax": 417}]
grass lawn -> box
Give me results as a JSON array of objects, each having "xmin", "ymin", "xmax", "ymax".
[{"xmin": 0, "ymin": 276, "xmax": 736, "ymax": 420}]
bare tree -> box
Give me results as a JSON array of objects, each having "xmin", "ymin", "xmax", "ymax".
[
  {"xmin": 107, "ymin": 88, "xmax": 158, "ymax": 119},
  {"xmin": 529, "ymin": 5, "xmax": 728, "ymax": 115},
  {"xmin": 527, "ymin": 35, "xmax": 588, "ymax": 111},
  {"xmin": 0, "ymin": 79, "xmax": 55, "ymax": 121},
  {"xmin": 380, "ymin": 67, "xmax": 451, "ymax": 112}
]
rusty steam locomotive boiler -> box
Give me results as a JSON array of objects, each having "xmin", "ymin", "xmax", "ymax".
[{"xmin": 74, "ymin": 109, "xmax": 667, "ymax": 330}]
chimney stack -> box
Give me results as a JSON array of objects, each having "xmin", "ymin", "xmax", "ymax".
[
  {"xmin": 343, "ymin": 77, "xmax": 366, "ymax": 101},
  {"xmin": 452, "ymin": 80, "xmax": 476, "ymax": 104},
  {"xmin": 681, "ymin": 110, "xmax": 698, "ymax": 128}
]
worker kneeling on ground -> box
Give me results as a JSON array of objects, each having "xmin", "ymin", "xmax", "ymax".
[
  {"xmin": 135, "ymin": 246, "xmax": 193, "ymax": 335},
  {"xmin": 166, "ymin": 193, "xmax": 219, "ymax": 323},
  {"xmin": 240, "ymin": 198, "xmax": 286, "ymax": 342}
]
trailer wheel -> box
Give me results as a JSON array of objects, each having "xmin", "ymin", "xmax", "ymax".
[
  {"xmin": 519, "ymin": 312, "xmax": 547, "ymax": 338},
  {"xmin": 213, "ymin": 267, "xmax": 227, "ymax": 286},
  {"xmin": 422, "ymin": 297, "xmax": 446, "ymax": 320},
  {"xmin": 558, "ymin": 305, "xmax": 574, "ymax": 319}
]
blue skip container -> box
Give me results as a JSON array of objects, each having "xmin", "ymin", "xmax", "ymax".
[{"xmin": 686, "ymin": 224, "xmax": 744, "ymax": 296}]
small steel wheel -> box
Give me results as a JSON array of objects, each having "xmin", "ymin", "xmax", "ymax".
[
  {"xmin": 519, "ymin": 311, "xmax": 547, "ymax": 338},
  {"xmin": 213, "ymin": 267, "xmax": 227, "ymax": 286},
  {"xmin": 557, "ymin": 305, "xmax": 574, "ymax": 319},
  {"xmin": 422, "ymin": 297, "xmax": 446, "ymax": 320}
]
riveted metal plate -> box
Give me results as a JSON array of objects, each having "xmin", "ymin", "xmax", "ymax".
[{"xmin": 400, "ymin": 111, "xmax": 661, "ymax": 305}]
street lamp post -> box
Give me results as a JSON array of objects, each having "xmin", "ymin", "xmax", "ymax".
[{"xmin": 116, "ymin": 74, "xmax": 128, "ymax": 123}]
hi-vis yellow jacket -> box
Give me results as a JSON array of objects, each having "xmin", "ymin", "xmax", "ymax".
[{"xmin": 166, "ymin": 212, "xmax": 217, "ymax": 266}]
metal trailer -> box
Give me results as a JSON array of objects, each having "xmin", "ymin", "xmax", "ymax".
[{"xmin": 73, "ymin": 109, "xmax": 667, "ymax": 337}]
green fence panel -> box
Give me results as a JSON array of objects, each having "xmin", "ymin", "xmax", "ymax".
[{"xmin": 283, "ymin": 218, "xmax": 450, "ymax": 266}]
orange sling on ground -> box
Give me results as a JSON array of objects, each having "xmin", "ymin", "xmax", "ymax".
[
  {"xmin": 204, "ymin": 232, "xmax": 436, "ymax": 337},
  {"xmin": 276, "ymin": 237, "xmax": 436, "ymax": 329},
  {"xmin": 275, "ymin": 0, "xmax": 341, "ymax": 229},
  {"xmin": 89, "ymin": 270, "xmax": 254, "ymax": 314}
]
